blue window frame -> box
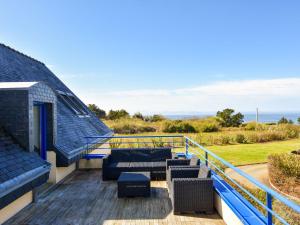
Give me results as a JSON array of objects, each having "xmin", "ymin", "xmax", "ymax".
[{"xmin": 33, "ymin": 102, "xmax": 47, "ymax": 160}]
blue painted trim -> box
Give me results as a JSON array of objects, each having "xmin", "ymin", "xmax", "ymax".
[
  {"xmin": 34, "ymin": 102, "xmax": 47, "ymax": 160},
  {"xmin": 176, "ymin": 152, "xmax": 186, "ymax": 157},
  {"xmin": 213, "ymin": 172, "xmax": 267, "ymax": 225},
  {"xmin": 185, "ymin": 152, "xmax": 193, "ymax": 159},
  {"xmin": 82, "ymin": 154, "xmax": 106, "ymax": 160},
  {"xmin": 40, "ymin": 104, "xmax": 47, "ymax": 160},
  {"xmin": 267, "ymin": 193, "xmax": 273, "ymax": 225}
]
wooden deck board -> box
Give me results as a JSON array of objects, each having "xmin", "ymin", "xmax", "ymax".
[{"xmin": 4, "ymin": 170, "xmax": 224, "ymax": 225}]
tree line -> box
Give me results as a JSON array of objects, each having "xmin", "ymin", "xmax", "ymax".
[
  {"xmin": 88, "ymin": 104, "xmax": 300, "ymax": 126},
  {"xmin": 87, "ymin": 104, "xmax": 165, "ymax": 121}
]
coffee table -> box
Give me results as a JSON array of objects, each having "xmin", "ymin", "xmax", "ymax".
[{"xmin": 117, "ymin": 171, "xmax": 151, "ymax": 198}]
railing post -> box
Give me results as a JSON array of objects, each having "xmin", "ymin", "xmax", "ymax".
[
  {"xmin": 266, "ymin": 192, "xmax": 273, "ymax": 225},
  {"xmin": 86, "ymin": 138, "xmax": 89, "ymax": 152},
  {"xmin": 205, "ymin": 151, "xmax": 208, "ymax": 166},
  {"xmin": 185, "ymin": 137, "xmax": 189, "ymax": 156}
]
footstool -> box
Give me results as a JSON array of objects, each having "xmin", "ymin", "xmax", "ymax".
[{"xmin": 117, "ymin": 172, "xmax": 151, "ymax": 198}]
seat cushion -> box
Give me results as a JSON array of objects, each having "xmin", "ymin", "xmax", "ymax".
[
  {"xmin": 150, "ymin": 148, "xmax": 172, "ymax": 161},
  {"xmin": 118, "ymin": 172, "xmax": 150, "ymax": 182},
  {"xmin": 110, "ymin": 149, "xmax": 133, "ymax": 162},
  {"xmin": 151, "ymin": 161, "xmax": 166, "ymax": 171},
  {"xmin": 108, "ymin": 162, "xmax": 130, "ymax": 168},
  {"xmin": 129, "ymin": 149, "xmax": 152, "ymax": 162},
  {"xmin": 129, "ymin": 162, "xmax": 152, "ymax": 170},
  {"xmin": 198, "ymin": 165, "xmax": 211, "ymax": 178}
]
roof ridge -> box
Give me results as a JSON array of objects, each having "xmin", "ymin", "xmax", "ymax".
[{"xmin": 0, "ymin": 43, "xmax": 45, "ymax": 66}]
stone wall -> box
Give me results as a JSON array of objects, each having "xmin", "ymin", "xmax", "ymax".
[{"xmin": 0, "ymin": 90, "xmax": 29, "ymax": 149}]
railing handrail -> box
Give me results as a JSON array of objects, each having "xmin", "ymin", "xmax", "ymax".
[
  {"xmin": 184, "ymin": 136, "xmax": 300, "ymax": 213},
  {"xmin": 85, "ymin": 135, "xmax": 184, "ymax": 139}
]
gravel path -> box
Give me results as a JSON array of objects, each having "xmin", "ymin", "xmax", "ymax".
[{"xmin": 225, "ymin": 163, "xmax": 269, "ymax": 189}]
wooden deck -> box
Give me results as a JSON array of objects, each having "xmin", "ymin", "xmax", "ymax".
[{"xmin": 5, "ymin": 170, "xmax": 225, "ymax": 225}]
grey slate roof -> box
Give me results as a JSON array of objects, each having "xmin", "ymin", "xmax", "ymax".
[
  {"xmin": 0, "ymin": 128, "xmax": 50, "ymax": 208},
  {"xmin": 0, "ymin": 43, "xmax": 112, "ymax": 165}
]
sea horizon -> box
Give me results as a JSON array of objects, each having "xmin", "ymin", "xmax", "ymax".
[{"xmin": 163, "ymin": 112, "xmax": 300, "ymax": 123}]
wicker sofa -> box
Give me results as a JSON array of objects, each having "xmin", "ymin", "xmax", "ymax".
[
  {"xmin": 102, "ymin": 148, "xmax": 176, "ymax": 180},
  {"xmin": 167, "ymin": 165, "xmax": 214, "ymax": 214}
]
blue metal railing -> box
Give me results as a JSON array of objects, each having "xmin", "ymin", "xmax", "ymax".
[
  {"xmin": 184, "ymin": 136, "xmax": 300, "ymax": 225},
  {"xmin": 84, "ymin": 135, "xmax": 300, "ymax": 225}
]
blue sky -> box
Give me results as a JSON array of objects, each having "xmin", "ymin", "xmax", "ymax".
[{"xmin": 1, "ymin": 1, "xmax": 300, "ymax": 114}]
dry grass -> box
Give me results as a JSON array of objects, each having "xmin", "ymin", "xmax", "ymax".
[{"xmin": 104, "ymin": 118, "xmax": 300, "ymax": 146}]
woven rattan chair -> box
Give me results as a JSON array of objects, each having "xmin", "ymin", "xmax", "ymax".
[{"xmin": 167, "ymin": 165, "xmax": 214, "ymax": 214}]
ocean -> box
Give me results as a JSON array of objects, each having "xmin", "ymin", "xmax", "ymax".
[{"xmin": 165, "ymin": 113, "xmax": 300, "ymax": 123}]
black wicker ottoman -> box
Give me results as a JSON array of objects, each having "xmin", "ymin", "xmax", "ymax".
[{"xmin": 117, "ymin": 172, "xmax": 151, "ymax": 198}]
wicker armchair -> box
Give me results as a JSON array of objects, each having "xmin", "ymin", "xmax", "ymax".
[
  {"xmin": 166, "ymin": 154, "xmax": 200, "ymax": 183},
  {"xmin": 167, "ymin": 166, "xmax": 214, "ymax": 214}
]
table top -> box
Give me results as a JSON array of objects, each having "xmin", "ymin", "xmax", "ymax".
[{"xmin": 118, "ymin": 172, "xmax": 151, "ymax": 182}]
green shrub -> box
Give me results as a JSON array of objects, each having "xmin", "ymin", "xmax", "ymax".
[
  {"xmin": 132, "ymin": 112, "xmax": 144, "ymax": 120},
  {"xmin": 190, "ymin": 117, "xmax": 220, "ymax": 132},
  {"xmin": 276, "ymin": 124, "xmax": 299, "ymax": 138},
  {"xmin": 244, "ymin": 122, "xmax": 257, "ymax": 130},
  {"xmin": 112, "ymin": 122, "xmax": 156, "ymax": 134},
  {"xmin": 245, "ymin": 131, "xmax": 286, "ymax": 143},
  {"xmin": 162, "ymin": 120, "xmax": 196, "ymax": 133},
  {"xmin": 88, "ymin": 104, "xmax": 106, "ymax": 118},
  {"xmin": 244, "ymin": 122, "xmax": 266, "ymax": 131},
  {"xmin": 266, "ymin": 122, "xmax": 276, "ymax": 125},
  {"xmin": 268, "ymin": 153, "xmax": 300, "ymax": 199},
  {"xmin": 197, "ymin": 122, "xmax": 219, "ymax": 132},
  {"xmin": 144, "ymin": 114, "xmax": 165, "ymax": 122},
  {"xmin": 137, "ymin": 126, "xmax": 156, "ymax": 133},
  {"xmin": 268, "ymin": 153, "xmax": 300, "ymax": 178},
  {"xmin": 278, "ymin": 117, "xmax": 294, "ymax": 124},
  {"xmin": 235, "ymin": 134, "xmax": 246, "ymax": 143},
  {"xmin": 107, "ymin": 109, "xmax": 130, "ymax": 120},
  {"xmin": 213, "ymin": 135, "xmax": 232, "ymax": 145}
]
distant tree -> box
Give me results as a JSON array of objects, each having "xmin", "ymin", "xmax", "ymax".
[
  {"xmin": 297, "ymin": 117, "xmax": 300, "ymax": 124},
  {"xmin": 88, "ymin": 104, "xmax": 106, "ymax": 119},
  {"xmin": 278, "ymin": 117, "xmax": 289, "ymax": 124},
  {"xmin": 133, "ymin": 112, "xmax": 144, "ymax": 120},
  {"xmin": 107, "ymin": 109, "xmax": 130, "ymax": 120},
  {"xmin": 144, "ymin": 114, "xmax": 166, "ymax": 122},
  {"xmin": 216, "ymin": 108, "xmax": 244, "ymax": 127},
  {"xmin": 151, "ymin": 114, "xmax": 166, "ymax": 122}
]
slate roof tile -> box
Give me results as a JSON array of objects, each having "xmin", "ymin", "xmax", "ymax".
[
  {"xmin": 0, "ymin": 130, "xmax": 50, "ymax": 185},
  {"xmin": 0, "ymin": 43, "xmax": 112, "ymax": 165}
]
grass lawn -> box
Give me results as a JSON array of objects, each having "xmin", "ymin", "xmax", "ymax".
[{"xmin": 193, "ymin": 138, "xmax": 300, "ymax": 166}]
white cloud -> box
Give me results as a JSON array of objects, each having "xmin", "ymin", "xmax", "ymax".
[{"xmin": 76, "ymin": 78, "xmax": 300, "ymax": 114}]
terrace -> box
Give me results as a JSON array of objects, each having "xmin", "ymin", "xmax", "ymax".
[{"xmin": 4, "ymin": 135, "xmax": 300, "ymax": 225}]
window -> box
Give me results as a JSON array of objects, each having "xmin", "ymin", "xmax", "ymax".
[{"xmin": 58, "ymin": 91, "xmax": 89, "ymax": 116}]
